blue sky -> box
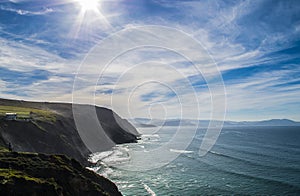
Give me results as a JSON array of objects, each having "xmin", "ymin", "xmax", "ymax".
[{"xmin": 0, "ymin": 0, "xmax": 299, "ymax": 121}]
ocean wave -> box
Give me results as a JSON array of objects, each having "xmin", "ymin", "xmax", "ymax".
[
  {"xmin": 224, "ymin": 169, "xmax": 300, "ymax": 189},
  {"xmin": 88, "ymin": 151, "xmax": 114, "ymax": 163},
  {"xmin": 143, "ymin": 183, "xmax": 157, "ymax": 196},
  {"xmin": 207, "ymin": 150, "xmax": 261, "ymax": 166},
  {"xmin": 100, "ymin": 167, "xmax": 114, "ymax": 178},
  {"xmin": 208, "ymin": 151, "xmax": 300, "ymax": 173},
  {"xmin": 137, "ymin": 134, "xmax": 161, "ymax": 144},
  {"xmin": 116, "ymin": 181, "xmax": 129, "ymax": 184},
  {"xmin": 86, "ymin": 166, "xmax": 101, "ymax": 172},
  {"xmin": 193, "ymin": 152, "xmax": 300, "ymax": 189},
  {"xmin": 170, "ymin": 149, "xmax": 193, "ymax": 154},
  {"xmin": 104, "ymin": 148, "xmax": 130, "ymax": 165},
  {"xmin": 180, "ymin": 149, "xmax": 300, "ymax": 176},
  {"xmin": 89, "ymin": 146, "xmax": 131, "ymax": 167},
  {"xmin": 142, "ymin": 134, "xmax": 160, "ymax": 140},
  {"xmin": 216, "ymin": 144, "xmax": 300, "ymax": 163},
  {"xmin": 142, "ymin": 134, "xmax": 160, "ymax": 138}
]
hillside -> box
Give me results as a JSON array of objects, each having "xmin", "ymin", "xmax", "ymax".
[
  {"xmin": 0, "ymin": 149, "xmax": 122, "ymax": 196},
  {"xmin": 0, "ymin": 98, "xmax": 139, "ymax": 166}
]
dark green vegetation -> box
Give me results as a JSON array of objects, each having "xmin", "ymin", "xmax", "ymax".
[{"xmin": 0, "ymin": 150, "xmax": 122, "ymax": 196}]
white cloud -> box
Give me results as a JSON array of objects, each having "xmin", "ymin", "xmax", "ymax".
[
  {"xmin": 0, "ymin": 37, "xmax": 77, "ymax": 73},
  {"xmin": 0, "ymin": 6, "xmax": 54, "ymax": 16}
]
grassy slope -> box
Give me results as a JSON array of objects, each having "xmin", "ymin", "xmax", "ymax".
[{"xmin": 0, "ymin": 149, "xmax": 122, "ymax": 196}]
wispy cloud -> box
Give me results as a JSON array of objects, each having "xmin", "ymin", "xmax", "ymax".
[{"xmin": 0, "ymin": 6, "xmax": 54, "ymax": 16}]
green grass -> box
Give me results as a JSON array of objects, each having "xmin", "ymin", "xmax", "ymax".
[
  {"xmin": 0, "ymin": 168, "xmax": 47, "ymax": 184},
  {"xmin": 0, "ymin": 105, "xmax": 56, "ymax": 122},
  {"xmin": 0, "ymin": 151, "xmax": 113, "ymax": 195},
  {"xmin": 0, "ymin": 168, "xmax": 61, "ymax": 191},
  {"xmin": 0, "ymin": 147, "xmax": 9, "ymax": 152}
]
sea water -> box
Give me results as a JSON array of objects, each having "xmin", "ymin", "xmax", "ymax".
[{"xmin": 88, "ymin": 126, "xmax": 300, "ymax": 195}]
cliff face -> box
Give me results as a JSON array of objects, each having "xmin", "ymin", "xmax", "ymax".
[
  {"xmin": 0, "ymin": 118, "xmax": 90, "ymax": 165},
  {"xmin": 0, "ymin": 150, "xmax": 122, "ymax": 196},
  {"xmin": 0, "ymin": 98, "xmax": 139, "ymax": 166}
]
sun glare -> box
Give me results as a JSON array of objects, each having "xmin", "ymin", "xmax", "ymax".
[
  {"xmin": 76, "ymin": 0, "xmax": 99, "ymax": 12},
  {"xmin": 70, "ymin": 0, "xmax": 111, "ymax": 39}
]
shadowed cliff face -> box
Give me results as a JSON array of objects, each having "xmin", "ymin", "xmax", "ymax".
[
  {"xmin": 0, "ymin": 98, "xmax": 139, "ymax": 166},
  {"xmin": 0, "ymin": 150, "xmax": 122, "ymax": 196}
]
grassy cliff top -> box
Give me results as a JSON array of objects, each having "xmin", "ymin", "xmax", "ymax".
[{"xmin": 0, "ymin": 105, "xmax": 56, "ymax": 122}]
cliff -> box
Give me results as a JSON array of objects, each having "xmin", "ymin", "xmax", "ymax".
[{"xmin": 0, "ymin": 98, "xmax": 139, "ymax": 166}]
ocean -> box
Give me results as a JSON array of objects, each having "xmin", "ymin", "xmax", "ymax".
[{"xmin": 88, "ymin": 126, "xmax": 300, "ymax": 195}]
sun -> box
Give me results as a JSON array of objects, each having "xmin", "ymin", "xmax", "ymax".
[
  {"xmin": 76, "ymin": 0, "xmax": 100, "ymax": 12},
  {"xmin": 70, "ymin": 0, "xmax": 111, "ymax": 39}
]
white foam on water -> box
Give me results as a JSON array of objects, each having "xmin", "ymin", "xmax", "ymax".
[
  {"xmin": 142, "ymin": 134, "xmax": 160, "ymax": 138},
  {"xmin": 116, "ymin": 181, "xmax": 129, "ymax": 184},
  {"xmin": 88, "ymin": 151, "xmax": 114, "ymax": 163},
  {"xmin": 101, "ymin": 147, "xmax": 131, "ymax": 165},
  {"xmin": 209, "ymin": 150, "xmax": 222, "ymax": 155},
  {"xmin": 89, "ymin": 146, "xmax": 131, "ymax": 167},
  {"xmin": 88, "ymin": 146, "xmax": 132, "ymax": 179},
  {"xmin": 86, "ymin": 166, "xmax": 101, "ymax": 172},
  {"xmin": 128, "ymin": 184, "xmax": 135, "ymax": 188},
  {"xmin": 143, "ymin": 183, "xmax": 157, "ymax": 196},
  {"xmin": 166, "ymin": 164, "xmax": 177, "ymax": 168},
  {"xmin": 102, "ymin": 155, "xmax": 130, "ymax": 165},
  {"xmin": 101, "ymin": 167, "xmax": 114, "ymax": 178},
  {"xmin": 138, "ymin": 134, "xmax": 161, "ymax": 144},
  {"xmin": 170, "ymin": 149, "xmax": 193, "ymax": 154}
]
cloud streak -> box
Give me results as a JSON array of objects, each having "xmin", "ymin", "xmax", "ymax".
[{"xmin": 0, "ymin": 6, "xmax": 54, "ymax": 16}]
